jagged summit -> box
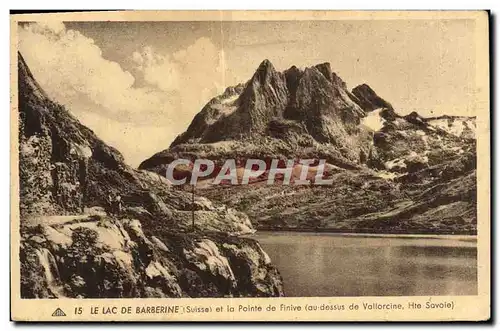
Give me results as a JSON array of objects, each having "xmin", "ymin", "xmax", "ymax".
[
  {"xmin": 352, "ymin": 83, "xmax": 393, "ymax": 112},
  {"xmin": 168, "ymin": 59, "xmax": 369, "ymax": 146},
  {"xmin": 259, "ymin": 58, "xmax": 274, "ymax": 69},
  {"xmin": 314, "ymin": 62, "xmax": 333, "ymax": 81},
  {"xmin": 240, "ymin": 59, "xmax": 288, "ymax": 118},
  {"xmin": 140, "ymin": 60, "xmax": 377, "ymax": 171}
]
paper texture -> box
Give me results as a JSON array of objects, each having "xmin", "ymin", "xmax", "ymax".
[{"xmin": 10, "ymin": 10, "xmax": 490, "ymax": 322}]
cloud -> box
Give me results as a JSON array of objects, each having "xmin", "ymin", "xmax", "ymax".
[
  {"xmin": 18, "ymin": 22, "xmax": 227, "ymax": 166},
  {"xmin": 19, "ymin": 22, "xmax": 140, "ymax": 117},
  {"xmin": 74, "ymin": 110, "xmax": 178, "ymax": 170},
  {"xmin": 131, "ymin": 37, "xmax": 226, "ymax": 103}
]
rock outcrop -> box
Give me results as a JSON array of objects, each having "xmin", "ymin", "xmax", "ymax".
[
  {"xmin": 17, "ymin": 53, "xmax": 284, "ymax": 298},
  {"xmin": 21, "ymin": 216, "xmax": 282, "ymax": 298}
]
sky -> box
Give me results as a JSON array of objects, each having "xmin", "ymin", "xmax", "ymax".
[{"xmin": 17, "ymin": 19, "xmax": 476, "ymax": 166}]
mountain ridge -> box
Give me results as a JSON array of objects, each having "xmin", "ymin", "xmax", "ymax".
[
  {"xmin": 139, "ymin": 58, "xmax": 477, "ymax": 235},
  {"xmin": 140, "ymin": 59, "xmax": 475, "ymax": 173}
]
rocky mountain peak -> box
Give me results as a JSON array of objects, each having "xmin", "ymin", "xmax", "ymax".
[
  {"xmin": 314, "ymin": 62, "xmax": 333, "ymax": 81},
  {"xmin": 403, "ymin": 111, "xmax": 426, "ymax": 126},
  {"xmin": 146, "ymin": 59, "xmax": 477, "ymax": 176},
  {"xmin": 352, "ymin": 83, "xmax": 393, "ymax": 112},
  {"xmin": 313, "ymin": 62, "xmax": 347, "ymax": 89},
  {"xmin": 252, "ymin": 59, "xmax": 277, "ymax": 84},
  {"xmin": 259, "ymin": 58, "xmax": 273, "ymax": 68},
  {"xmin": 141, "ymin": 60, "xmax": 378, "ymax": 171},
  {"xmin": 242, "ymin": 59, "xmax": 285, "ymax": 100}
]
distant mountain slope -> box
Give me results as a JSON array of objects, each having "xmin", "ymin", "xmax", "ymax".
[
  {"xmin": 366, "ymin": 109, "xmax": 476, "ymax": 173},
  {"xmin": 139, "ymin": 59, "xmax": 477, "ymax": 234},
  {"xmin": 201, "ymin": 150, "xmax": 476, "ymax": 234}
]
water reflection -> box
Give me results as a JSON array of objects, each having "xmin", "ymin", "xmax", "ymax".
[{"xmin": 253, "ymin": 232, "xmax": 477, "ymax": 297}]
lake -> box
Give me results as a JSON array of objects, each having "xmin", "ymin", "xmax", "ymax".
[{"xmin": 252, "ymin": 232, "xmax": 477, "ymax": 297}]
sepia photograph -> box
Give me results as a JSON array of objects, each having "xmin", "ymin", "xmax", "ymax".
[{"xmin": 10, "ymin": 10, "xmax": 490, "ymax": 321}]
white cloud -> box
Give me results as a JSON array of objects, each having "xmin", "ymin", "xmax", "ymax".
[
  {"xmin": 19, "ymin": 22, "xmax": 139, "ymax": 116},
  {"xmin": 18, "ymin": 22, "xmax": 227, "ymax": 166},
  {"xmin": 74, "ymin": 110, "xmax": 178, "ymax": 169},
  {"xmin": 132, "ymin": 37, "xmax": 226, "ymax": 104}
]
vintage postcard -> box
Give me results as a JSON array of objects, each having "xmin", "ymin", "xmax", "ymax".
[{"xmin": 10, "ymin": 10, "xmax": 490, "ymax": 322}]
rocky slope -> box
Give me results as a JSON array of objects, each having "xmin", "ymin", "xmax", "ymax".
[
  {"xmin": 21, "ymin": 216, "xmax": 282, "ymax": 298},
  {"xmin": 365, "ymin": 108, "xmax": 476, "ymax": 173},
  {"xmin": 200, "ymin": 150, "xmax": 476, "ymax": 234},
  {"xmin": 17, "ymin": 53, "xmax": 284, "ymax": 298},
  {"xmin": 140, "ymin": 59, "xmax": 477, "ymax": 235}
]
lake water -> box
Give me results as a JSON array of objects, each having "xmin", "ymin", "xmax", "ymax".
[{"xmin": 252, "ymin": 232, "xmax": 477, "ymax": 297}]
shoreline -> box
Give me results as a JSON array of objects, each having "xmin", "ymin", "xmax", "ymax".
[{"xmin": 251, "ymin": 227, "xmax": 477, "ymax": 240}]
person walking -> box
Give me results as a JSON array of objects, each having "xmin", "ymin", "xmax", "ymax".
[
  {"xmin": 106, "ymin": 193, "xmax": 122, "ymax": 216},
  {"xmin": 114, "ymin": 195, "xmax": 122, "ymax": 216},
  {"xmin": 107, "ymin": 194, "xmax": 114, "ymax": 216}
]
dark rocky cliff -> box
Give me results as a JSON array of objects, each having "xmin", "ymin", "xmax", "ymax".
[{"xmin": 18, "ymin": 53, "xmax": 284, "ymax": 298}]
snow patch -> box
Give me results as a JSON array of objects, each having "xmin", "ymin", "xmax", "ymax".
[
  {"xmin": 70, "ymin": 143, "xmax": 92, "ymax": 159},
  {"xmin": 361, "ymin": 108, "xmax": 385, "ymax": 131},
  {"xmin": 447, "ymin": 121, "xmax": 465, "ymax": 136},
  {"xmin": 214, "ymin": 104, "xmax": 237, "ymax": 116},
  {"xmin": 393, "ymin": 118, "xmax": 407, "ymax": 127},
  {"xmin": 213, "ymin": 93, "xmax": 241, "ymax": 116},
  {"xmin": 221, "ymin": 94, "xmax": 239, "ymax": 105},
  {"xmin": 428, "ymin": 118, "xmax": 474, "ymax": 137}
]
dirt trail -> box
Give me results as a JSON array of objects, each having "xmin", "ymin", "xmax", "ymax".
[{"xmin": 24, "ymin": 214, "xmax": 93, "ymax": 227}]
